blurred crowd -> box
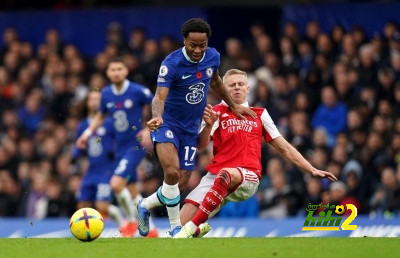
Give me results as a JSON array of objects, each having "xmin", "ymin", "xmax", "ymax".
[{"xmin": 1, "ymin": 19, "xmax": 400, "ymax": 220}]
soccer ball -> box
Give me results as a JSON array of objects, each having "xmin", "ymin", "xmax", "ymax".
[
  {"xmin": 70, "ymin": 208, "xmax": 104, "ymax": 242},
  {"xmin": 335, "ymin": 205, "xmax": 346, "ymax": 216}
]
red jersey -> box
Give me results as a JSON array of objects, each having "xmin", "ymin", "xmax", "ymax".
[{"xmin": 205, "ymin": 102, "xmax": 281, "ymax": 178}]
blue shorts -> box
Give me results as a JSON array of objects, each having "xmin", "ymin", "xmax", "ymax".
[
  {"xmin": 150, "ymin": 125, "xmax": 198, "ymax": 171},
  {"xmin": 114, "ymin": 147, "xmax": 146, "ymax": 183},
  {"xmin": 78, "ymin": 170, "xmax": 113, "ymax": 202}
]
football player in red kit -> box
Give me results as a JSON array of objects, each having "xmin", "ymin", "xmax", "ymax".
[{"xmin": 174, "ymin": 69, "xmax": 337, "ymax": 238}]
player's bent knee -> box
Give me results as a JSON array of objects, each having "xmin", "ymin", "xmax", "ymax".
[
  {"xmin": 219, "ymin": 168, "xmax": 242, "ymax": 187},
  {"xmin": 217, "ymin": 170, "xmax": 232, "ymax": 184}
]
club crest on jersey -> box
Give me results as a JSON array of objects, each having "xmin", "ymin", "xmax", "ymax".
[
  {"xmin": 159, "ymin": 65, "xmax": 168, "ymax": 76},
  {"xmin": 206, "ymin": 67, "xmax": 213, "ymax": 77},
  {"xmin": 124, "ymin": 99, "xmax": 133, "ymax": 108},
  {"xmin": 186, "ymin": 83, "xmax": 205, "ymax": 104},
  {"xmin": 96, "ymin": 126, "xmax": 106, "ymax": 136},
  {"xmin": 165, "ymin": 130, "xmax": 174, "ymax": 139}
]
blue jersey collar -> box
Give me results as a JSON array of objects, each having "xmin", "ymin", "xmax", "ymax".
[
  {"xmin": 182, "ymin": 47, "xmax": 205, "ymax": 63},
  {"xmin": 111, "ymin": 80, "xmax": 129, "ymax": 95}
]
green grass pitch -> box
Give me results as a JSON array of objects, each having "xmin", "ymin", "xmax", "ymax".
[{"xmin": 0, "ymin": 238, "xmax": 399, "ymax": 258}]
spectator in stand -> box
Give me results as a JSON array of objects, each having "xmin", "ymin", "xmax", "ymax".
[
  {"xmin": 304, "ymin": 20, "xmax": 320, "ymax": 50},
  {"xmin": 341, "ymin": 160, "xmax": 366, "ymax": 208},
  {"xmin": 258, "ymin": 171, "xmax": 299, "ymax": 218},
  {"xmin": 297, "ymin": 39, "xmax": 314, "ymax": 80},
  {"xmin": 377, "ymin": 67, "xmax": 395, "ymax": 101},
  {"xmin": 351, "ymin": 25, "xmax": 367, "ymax": 49},
  {"xmin": 159, "ymin": 35, "xmax": 180, "ymax": 59},
  {"xmin": 312, "ymin": 86, "xmax": 347, "ymax": 147},
  {"xmin": 220, "ymin": 37, "xmax": 243, "ymax": 75},
  {"xmin": 358, "ymin": 43, "xmax": 379, "ymax": 87},
  {"xmin": 0, "ymin": 27, "xmax": 18, "ymax": 60},
  {"xmin": 140, "ymin": 39, "xmax": 162, "ymax": 89},
  {"xmin": 44, "ymin": 29, "xmax": 65, "ymax": 56},
  {"xmin": 282, "ymin": 21, "xmax": 300, "ymax": 45},
  {"xmin": 340, "ymin": 34, "xmax": 359, "ymax": 68},
  {"xmin": 303, "ymin": 177, "xmax": 322, "ymax": 213},
  {"xmin": 329, "ymin": 181, "xmax": 361, "ymax": 216},
  {"xmin": 128, "ymin": 27, "xmax": 146, "ymax": 57},
  {"xmin": 390, "ymin": 52, "xmax": 400, "ymax": 80},
  {"xmin": 106, "ymin": 22, "xmax": 128, "ymax": 54},
  {"xmin": 279, "ymin": 36, "xmax": 299, "ymax": 74},
  {"xmin": 316, "ymin": 33, "xmax": 335, "ymax": 60},
  {"xmin": 383, "ymin": 21, "xmax": 398, "ymax": 43},
  {"xmin": 18, "ymin": 89, "xmax": 47, "ymax": 135},
  {"xmin": 330, "ymin": 25, "xmax": 345, "ymax": 54},
  {"xmin": 334, "ymin": 71, "xmax": 355, "ymax": 107},
  {"xmin": 370, "ymin": 167, "xmax": 400, "ymax": 217}
]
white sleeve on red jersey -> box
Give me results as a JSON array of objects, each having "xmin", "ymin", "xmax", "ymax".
[
  {"xmin": 198, "ymin": 119, "xmax": 220, "ymax": 136},
  {"xmin": 261, "ymin": 109, "xmax": 281, "ymax": 142},
  {"xmin": 210, "ymin": 119, "xmax": 220, "ymax": 136}
]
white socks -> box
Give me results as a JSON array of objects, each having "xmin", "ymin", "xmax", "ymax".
[
  {"xmin": 161, "ymin": 182, "xmax": 181, "ymax": 230},
  {"xmin": 142, "ymin": 192, "xmax": 162, "ymax": 210},
  {"xmin": 186, "ymin": 221, "xmax": 197, "ymax": 233},
  {"xmin": 107, "ymin": 204, "xmax": 124, "ymax": 227},
  {"xmin": 131, "ymin": 193, "xmax": 142, "ymax": 218},
  {"xmin": 115, "ymin": 188, "xmax": 136, "ymax": 222}
]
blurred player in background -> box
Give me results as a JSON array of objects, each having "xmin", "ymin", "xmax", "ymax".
[
  {"xmin": 174, "ymin": 69, "xmax": 337, "ymax": 238},
  {"xmin": 73, "ymin": 90, "xmax": 125, "ymax": 228},
  {"xmin": 76, "ymin": 57, "xmax": 158, "ymax": 237},
  {"xmin": 137, "ymin": 18, "xmax": 256, "ymax": 237}
]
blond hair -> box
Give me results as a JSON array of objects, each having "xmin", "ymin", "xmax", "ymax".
[{"xmin": 222, "ymin": 69, "xmax": 248, "ymax": 84}]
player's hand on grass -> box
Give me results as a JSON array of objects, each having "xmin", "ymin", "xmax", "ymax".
[
  {"xmin": 231, "ymin": 104, "xmax": 257, "ymax": 120},
  {"xmin": 311, "ymin": 169, "xmax": 338, "ymax": 182},
  {"xmin": 203, "ymin": 104, "xmax": 220, "ymax": 126},
  {"xmin": 146, "ymin": 117, "xmax": 163, "ymax": 131}
]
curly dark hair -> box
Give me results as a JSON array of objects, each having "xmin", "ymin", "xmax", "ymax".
[{"xmin": 181, "ymin": 18, "xmax": 211, "ymax": 39}]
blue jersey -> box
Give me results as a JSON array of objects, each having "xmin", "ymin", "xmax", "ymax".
[
  {"xmin": 99, "ymin": 80, "xmax": 153, "ymax": 155},
  {"xmin": 73, "ymin": 117, "xmax": 115, "ymax": 179},
  {"xmin": 157, "ymin": 47, "xmax": 220, "ymax": 134}
]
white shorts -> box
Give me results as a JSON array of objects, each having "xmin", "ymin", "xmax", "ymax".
[{"xmin": 185, "ymin": 167, "xmax": 260, "ymax": 218}]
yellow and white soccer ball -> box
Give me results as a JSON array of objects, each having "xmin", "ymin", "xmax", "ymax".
[{"xmin": 70, "ymin": 208, "xmax": 104, "ymax": 242}]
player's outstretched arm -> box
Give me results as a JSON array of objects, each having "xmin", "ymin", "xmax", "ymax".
[
  {"xmin": 147, "ymin": 86, "xmax": 169, "ymax": 131},
  {"xmin": 210, "ymin": 70, "xmax": 256, "ymax": 119},
  {"xmin": 198, "ymin": 104, "xmax": 219, "ymax": 150},
  {"xmin": 269, "ymin": 136, "xmax": 338, "ymax": 182},
  {"xmin": 76, "ymin": 112, "xmax": 105, "ymax": 149}
]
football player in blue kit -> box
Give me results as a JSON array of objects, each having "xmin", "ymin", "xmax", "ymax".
[
  {"xmin": 76, "ymin": 57, "xmax": 158, "ymax": 237},
  {"xmin": 73, "ymin": 90, "xmax": 125, "ymax": 228},
  {"xmin": 137, "ymin": 18, "xmax": 256, "ymax": 237}
]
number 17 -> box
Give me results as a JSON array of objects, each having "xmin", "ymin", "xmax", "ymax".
[{"xmin": 184, "ymin": 146, "xmax": 197, "ymax": 161}]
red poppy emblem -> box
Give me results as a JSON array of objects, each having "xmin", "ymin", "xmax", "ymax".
[{"xmin": 196, "ymin": 72, "xmax": 202, "ymax": 79}]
